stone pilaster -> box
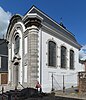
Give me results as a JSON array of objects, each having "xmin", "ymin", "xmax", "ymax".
[
  {"xmin": 24, "ymin": 16, "xmax": 43, "ymax": 88},
  {"xmin": 28, "ymin": 25, "xmax": 39, "ymax": 87}
]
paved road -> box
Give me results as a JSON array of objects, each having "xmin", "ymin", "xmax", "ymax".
[{"xmin": 0, "ymin": 95, "xmax": 85, "ymax": 100}]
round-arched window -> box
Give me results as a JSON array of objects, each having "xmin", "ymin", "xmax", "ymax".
[{"xmin": 14, "ymin": 35, "xmax": 20, "ymax": 54}]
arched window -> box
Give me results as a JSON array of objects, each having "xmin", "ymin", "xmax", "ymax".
[
  {"xmin": 14, "ymin": 35, "xmax": 20, "ymax": 54},
  {"xmin": 70, "ymin": 50, "xmax": 74, "ymax": 69},
  {"xmin": 48, "ymin": 41, "xmax": 56, "ymax": 67},
  {"xmin": 61, "ymin": 46, "xmax": 67, "ymax": 68}
]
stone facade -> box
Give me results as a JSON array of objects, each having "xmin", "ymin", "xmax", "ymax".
[
  {"xmin": 6, "ymin": 13, "xmax": 43, "ymax": 89},
  {"xmin": 28, "ymin": 26, "xmax": 39, "ymax": 87}
]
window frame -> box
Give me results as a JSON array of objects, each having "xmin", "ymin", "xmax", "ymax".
[
  {"xmin": 48, "ymin": 40, "xmax": 57, "ymax": 67},
  {"xmin": 14, "ymin": 35, "xmax": 20, "ymax": 55},
  {"xmin": 70, "ymin": 49, "xmax": 74, "ymax": 70},
  {"xmin": 24, "ymin": 36, "xmax": 28, "ymax": 55},
  {"xmin": 60, "ymin": 46, "xmax": 67, "ymax": 69}
]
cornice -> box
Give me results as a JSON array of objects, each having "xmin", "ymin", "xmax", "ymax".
[
  {"xmin": 42, "ymin": 23, "xmax": 81, "ymax": 49},
  {"xmin": 22, "ymin": 14, "xmax": 43, "ymax": 28},
  {"xmin": 23, "ymin": 13, "xmax": 43, "ymax": 22}
]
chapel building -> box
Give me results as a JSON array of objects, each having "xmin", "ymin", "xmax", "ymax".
[{"xmin": 6, "ymin": 6, "xmax": 83, "ymax": 92}]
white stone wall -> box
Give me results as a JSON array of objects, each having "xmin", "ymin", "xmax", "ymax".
[
  {"xmin": 8, "ymin": 22, "xmax": 25, "ymax": 86},
  {"xmin": 41, "ymin": 30, "xmax": 84, "ymax": 92}
]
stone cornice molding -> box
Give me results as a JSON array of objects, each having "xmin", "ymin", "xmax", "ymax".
[
  {"xmin": 23, "ymin": 13, "xmax": 43, "ymax": 22},
  {"xmin": 42, "ymin": 23, "xmax": 81, "ymax": 49},
  {"xmin": 23, "ymin": 13, "xmax": 43, "ymax": 28}
]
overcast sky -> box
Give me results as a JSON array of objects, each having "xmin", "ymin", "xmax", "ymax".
[{"xmin": 0, "ymin": 0, "xmax": 86, "ymax": 45}]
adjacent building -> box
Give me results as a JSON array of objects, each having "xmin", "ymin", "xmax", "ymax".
[
  {"xmin": 6, "ymin": 6, "xmax": 84, "ymax": 92},
  {"xmin": 0, "ymin": 39, "xmax": 8, "ymax": 85}
]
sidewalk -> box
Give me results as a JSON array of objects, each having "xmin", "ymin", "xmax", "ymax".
[{"xmin": 55, "ymin": 90, "xmax": 86, "ymax": 100}]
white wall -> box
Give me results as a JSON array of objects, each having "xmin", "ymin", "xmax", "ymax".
[{"xmin": 41, "ymin": 30, "xmax": 84, "ymax": 92}]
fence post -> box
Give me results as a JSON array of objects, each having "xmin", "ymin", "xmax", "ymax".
[
  {"xmin": 15, "ymin": 86, "xmax": 17, "ymax": 100},
  {"xmin": 63, "ymin": 75, "xmax": 65, "ymax": 93},
  {"xmin": 51, "ymin": 73, "xmax": 54, "ymax": 91},
  {"xmin": 8, "ymin": 93, "xmax": 11, "ymax": 100},
  {"xmin": 2, "ymin": 86, "xmax": 4, "ymax": 100}
]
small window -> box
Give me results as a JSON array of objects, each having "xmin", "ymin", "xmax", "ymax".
[
  {"xmin": 48, "ymin": 41, "xmax": 56, "ymax": 67},
  {"xmin": 9, "ymin": 69, "xmax": 11, "ymax": 82},
  {"xmin": 24, "ymin": 37, "xmax": 27, "ymax": 54},
  {"xmin": 14, "ymin": 35, "xmax": 20, "ymax": 54},
  {"xmin": 24, "ymin": 65, "xmax": 27, "ymax": 82},
  {"xmin": 61, "ymin": 46, "xmax": 67, "ymax": 68},
  {"xmin": 70, "ymin": 50, "xmax": 74, "ymax": 69},
  {"xmin": 0, "ymin": 56, "xmax": 1, "ymax": 68},
  {"xmin": 9, "ymin": 49, "xmax": 11, "ymax": 60}
]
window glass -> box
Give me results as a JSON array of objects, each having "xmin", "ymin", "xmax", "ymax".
[
  {"xmin": 61, "ymin": 46, "xmax": 67, "ymax": 68},
  {"xmin": 70, "ymin": 50, "xmax": 74, "ymax": 69},
  {"xmin": 48, "ymin": 41, "xmax": 56, "ymax": 67},
  {"xmin": 14, "ymin": 35, "xmax": 20, "ymax": 54},
  {"xmin": 24, "ymin": 37, "xmax": 27, "ymax": 54}
]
